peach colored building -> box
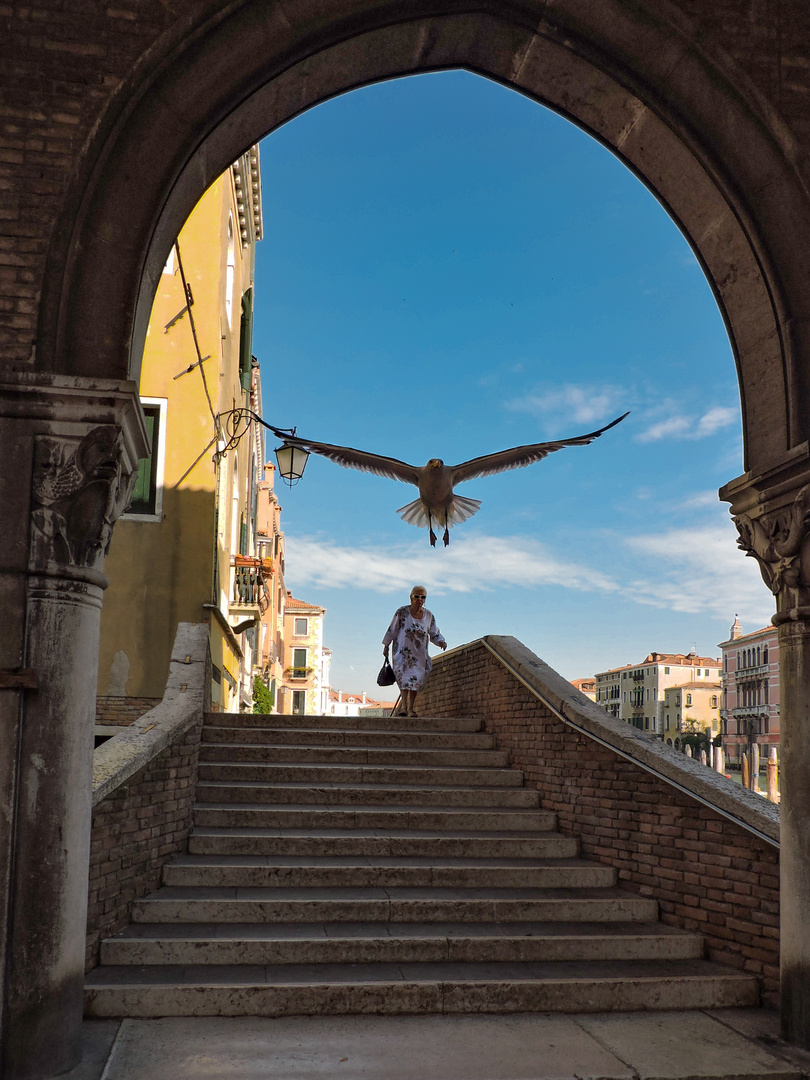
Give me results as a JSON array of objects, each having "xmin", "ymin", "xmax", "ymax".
[
  {"xmin": 255, "ymin": 462, "xmax": 287, "ymax": 710},
  {"xmin": 281, "ymin": 594, "xmax": 327, "ymax": 714},
  {"xmin": 571, "ymin": 677, "xmax": 596, "ymax": 701}
]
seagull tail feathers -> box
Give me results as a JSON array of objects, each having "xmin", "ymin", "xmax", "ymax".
[
  {"xmin": 396, "ymin": 495, "xmax": 482, "ymax": 530},
  {"xmin": 396, "ymin": 498, "xmax": 430, "ymax": 527},
  {"xmin": 448, "ymin": 495, "xmax": 481, "ymax": 525}
]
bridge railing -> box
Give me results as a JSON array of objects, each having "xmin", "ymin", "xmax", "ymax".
[
  {"xmin": 419, "ymin": 635, "xmax": 781, "ymax": 1006},
  {"xmin": 86, "ymin": 623, "xmax": 210, "ymax": 970}
]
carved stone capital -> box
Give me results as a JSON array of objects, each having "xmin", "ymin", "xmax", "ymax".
[
  {"xmin": 0, "ymin": 373, "xmax": 149, "ymax": 585},
  {"xmin": 721, "ymin": 446, "xmax": 810, "ymax": 624},
  {"xmin": 30, "ymin": 425, "xmax": 138, "ymax": 574}
]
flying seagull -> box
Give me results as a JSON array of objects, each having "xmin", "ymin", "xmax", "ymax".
[{"xmin": 289, "ymin": 412, "xmax": 629, "ymax": 547}]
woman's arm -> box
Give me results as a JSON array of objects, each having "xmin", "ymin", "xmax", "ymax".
[
  {"xmin": 428, "ymin": 613, "xmax": 447, "ymax": 649},
  {"xmin": 382, "ymin": 608, "xmax": 402, "ymax": 648}
]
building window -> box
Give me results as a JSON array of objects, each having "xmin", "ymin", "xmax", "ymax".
[
  {"xmin": 292, "ymin": 690, "xmax": 306, "ymax": 714},
  {"xmin": 711, "ymin": 695, "xmax": 718, "ymax": 708},
  {"xmin": 294, "ymin": 617, "xmax": 308, "ymax": 636},
  {"xmin": 685, "ymin": 693, "xmax": 692, "ymax": 706},
  {"xmin": 664, "ymin": 667, "xmax": 670, "ymax": 674},
  {"xmin": 124, "ymin": 398, "xmax": 167, "ymax": 520},
  {"xmin": 292, "ymin": 647, "xmax": 307, "ymax": 678}
]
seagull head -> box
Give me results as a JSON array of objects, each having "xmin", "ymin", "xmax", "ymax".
[{"xmin": 427, "ymin": 458, "xmax": 444, "ymax": 469}]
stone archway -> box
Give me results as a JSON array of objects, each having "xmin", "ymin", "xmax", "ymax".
[
  {"xmin": 39, "ymin": 0, "xmax": 810, "ymax": 472},
  {"xmin": 8, "ymin": 1, "xmax": 810, "ymax": 1074}
]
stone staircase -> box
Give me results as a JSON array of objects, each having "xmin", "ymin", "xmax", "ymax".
[{"xmin": 84, "ymin": 711, "xmax": 759, "ymax": 1016}]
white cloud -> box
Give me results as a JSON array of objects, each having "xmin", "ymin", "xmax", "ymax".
[
  {"xmin": 637, "ymin": 416, "xmax": 692, "ymax": 442},
  {"xmin": 624, "ymin": 523, "xmax": 774, "ymax": 626},
  {"xmin": 505, "ymin": 383, "xmax": 626, "ymax": 429},
  {"xmin": 679, "ymin": 490, "xmax": 722, "ymax": 510},
  {"xmin": 286, "ymin": 532, "xmax": 621, "ymax": 597},
  {"xmin": 285, "ymin": 518, "xmax": 773, "ymax": 636},
  {"xmin": 695, "ymin": 406, "xmax": 739, "ymax": 438},
  {"xmin": 637, "ymin": 405, "xmax": 738, "ymax": 443}
]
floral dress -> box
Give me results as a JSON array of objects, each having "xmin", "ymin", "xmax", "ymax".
[{"xmin": 382, "ymin": 606, "xmax": 447, "ymax": 692}]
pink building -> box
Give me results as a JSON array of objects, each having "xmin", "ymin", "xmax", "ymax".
[{"xmin": 718, "ymin": 617, "xmax": 780, "ymax": 765}]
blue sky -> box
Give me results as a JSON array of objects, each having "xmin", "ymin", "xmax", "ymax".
[{"xmin": 254, "ymin": 71, "xmax": 773, "ymax": 700}]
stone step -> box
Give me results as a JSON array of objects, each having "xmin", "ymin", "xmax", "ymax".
[
  {"xmin": 84, "ymin": 958, "xmax": 759, "ymax": 1018},
  {"xmin": 131, "ymin": 885, "xmax": 658, "ymax": 924},
  {"xmin": 100, "ymin": 920, "xmax": 704, "ymax": 966},
  {"xmin": 195, "ymin": 780, "xmax": 540, "ymax": 808},
  {"xmin": 202, "ymin": 727, "xmax": 495, "ymax": 750},
  {"xmin": 188, "ymin": 827, "xmax": 576, "ymax": 859},
  {"xmin": 162, "ymin": 854, "xmax": 616, "ymax": 890},
  {"xmin": 197, "ymin": 744, "xmax": 510, "ymax": 767},
  {"xmin": 205, "ymin": 713, "xmax": 482, "ymax": 732},
  {"xmin": 197, "ymin": 762, "xmax": 524, "ymax": 787},
  {"xmin": 192, "ymin": 804, "xmax": 556, "ymax": 833}
]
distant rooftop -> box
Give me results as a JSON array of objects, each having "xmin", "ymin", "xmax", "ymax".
[
  {"xmin": 285, "ymin": 593, "xmax": 325, "ymax": 613},
  {"xmin": 596, "ymin": 652, "xmax": 721, "ymax": 677}
]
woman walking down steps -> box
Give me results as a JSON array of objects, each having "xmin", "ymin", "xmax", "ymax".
[{"xmin": 383, "ymin": 585, "xmax": 446, "ymax": 717}]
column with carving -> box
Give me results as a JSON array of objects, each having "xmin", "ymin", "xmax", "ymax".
[
  {"xmin": 0, "ymin": 373, "xmax": 147, "ymax": 1080},
  {"xmin": 723, "ymin": 454, "xmax": 810, "ymax": 1046}
]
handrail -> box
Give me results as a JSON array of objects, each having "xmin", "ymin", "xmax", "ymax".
[
  {"xmin": 435, "ymin": 636, "xmax": 780, "ymax": 850},
  {"xmin": 92, "ymin": 623, "xmax": 210, "ymax": 806}
]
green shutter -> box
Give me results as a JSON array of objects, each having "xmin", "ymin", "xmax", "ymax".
[
  {"xmin": 239, "ymin": 287, "xmax": 254, "ymax": 392},
  {"xmin": 128, "ymin": 410, "xmax": 156, "ymax": 514}
]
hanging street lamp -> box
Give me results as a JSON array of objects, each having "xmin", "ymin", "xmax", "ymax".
[
  {"xmin": 275, "ymin": 441, "xmax": 310, "ymax": 487},
  {"xmin": 219, "ymin": 407, "xmax": 309, "ymax": 486}
]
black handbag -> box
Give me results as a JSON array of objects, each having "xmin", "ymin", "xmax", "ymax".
[{"xmin": 377, "ymin": 657, "xmax": 396, "ymax": 687}]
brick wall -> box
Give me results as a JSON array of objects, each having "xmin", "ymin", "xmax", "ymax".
[
  {"xmin": 420, "ymin": 640, "xmax": 781, "ymax": 1006},
  {"xmin": 95, "ymin": 695, "xmax": 161, "ymax": 727},
  {"xmin": 85, "ymin": 714, "xmax": 203, "ymax": 971},
  {"xmin": 1, "ymin": 0, "xmax": 809, "ymax": 374}
]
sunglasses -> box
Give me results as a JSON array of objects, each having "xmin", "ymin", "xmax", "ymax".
[{"xmin": 411, "ymin": 594, "xmax": 426, "ymax": 599}]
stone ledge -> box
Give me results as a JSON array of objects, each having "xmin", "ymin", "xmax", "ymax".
[
  {"xmin": 92, "ymin": 623, "xmax": 209, "ymax": 806},
  {"xmin": 436, "ymin": 636, "xmax": 780, "ymax": 848}
]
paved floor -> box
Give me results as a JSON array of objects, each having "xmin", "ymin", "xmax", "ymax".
[{"xmin": 62, "ymin": 1009, "xmax": 810, "ymax": 1080}]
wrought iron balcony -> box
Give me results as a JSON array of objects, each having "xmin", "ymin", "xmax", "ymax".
[{"xmin": 229, "ymin": 555, "xmax": 272, "ymax": 621}]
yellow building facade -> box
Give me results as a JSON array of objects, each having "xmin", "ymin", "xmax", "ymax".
[
  {"xmin": 97, "ymin": 148, "xmax": 268, "ymax": 720},
  {"xmin": 662, "ymin": 682, "xmax": 722, "ymax": 746}
]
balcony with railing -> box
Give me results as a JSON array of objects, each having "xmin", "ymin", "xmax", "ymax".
[
  {"xmin": 229, "ymin": 555, "xmax": 272, "ymax": 624},
  {"xmin": 735, "ymin": 664, "xmax": 769, "ymax": 680},
  {"xmin": 732, "ymin": 704, "xmax": 772, "ymax": 719}
]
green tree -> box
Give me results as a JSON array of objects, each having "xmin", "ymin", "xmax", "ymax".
[{"xmin": 253, "ymin": 675, "xmax": 273, "ymax": 714}]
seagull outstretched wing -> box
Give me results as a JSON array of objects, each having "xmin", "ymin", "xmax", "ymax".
[
  {"xmin": 450, "ymin": 412, "xmax": 629, "ymax": 485},
  {"xmin": 288, "ymin": 438, "xmax": 420, "ymax": 485}
]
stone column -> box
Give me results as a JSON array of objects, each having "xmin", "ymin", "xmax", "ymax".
[
  {"xmin": 722, "ymin": 452, "xmax": 810, "ymax": 1047},
  {"xmin": 0, "ymin": 373, "xmax": 147, "ymax": 1080}
]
